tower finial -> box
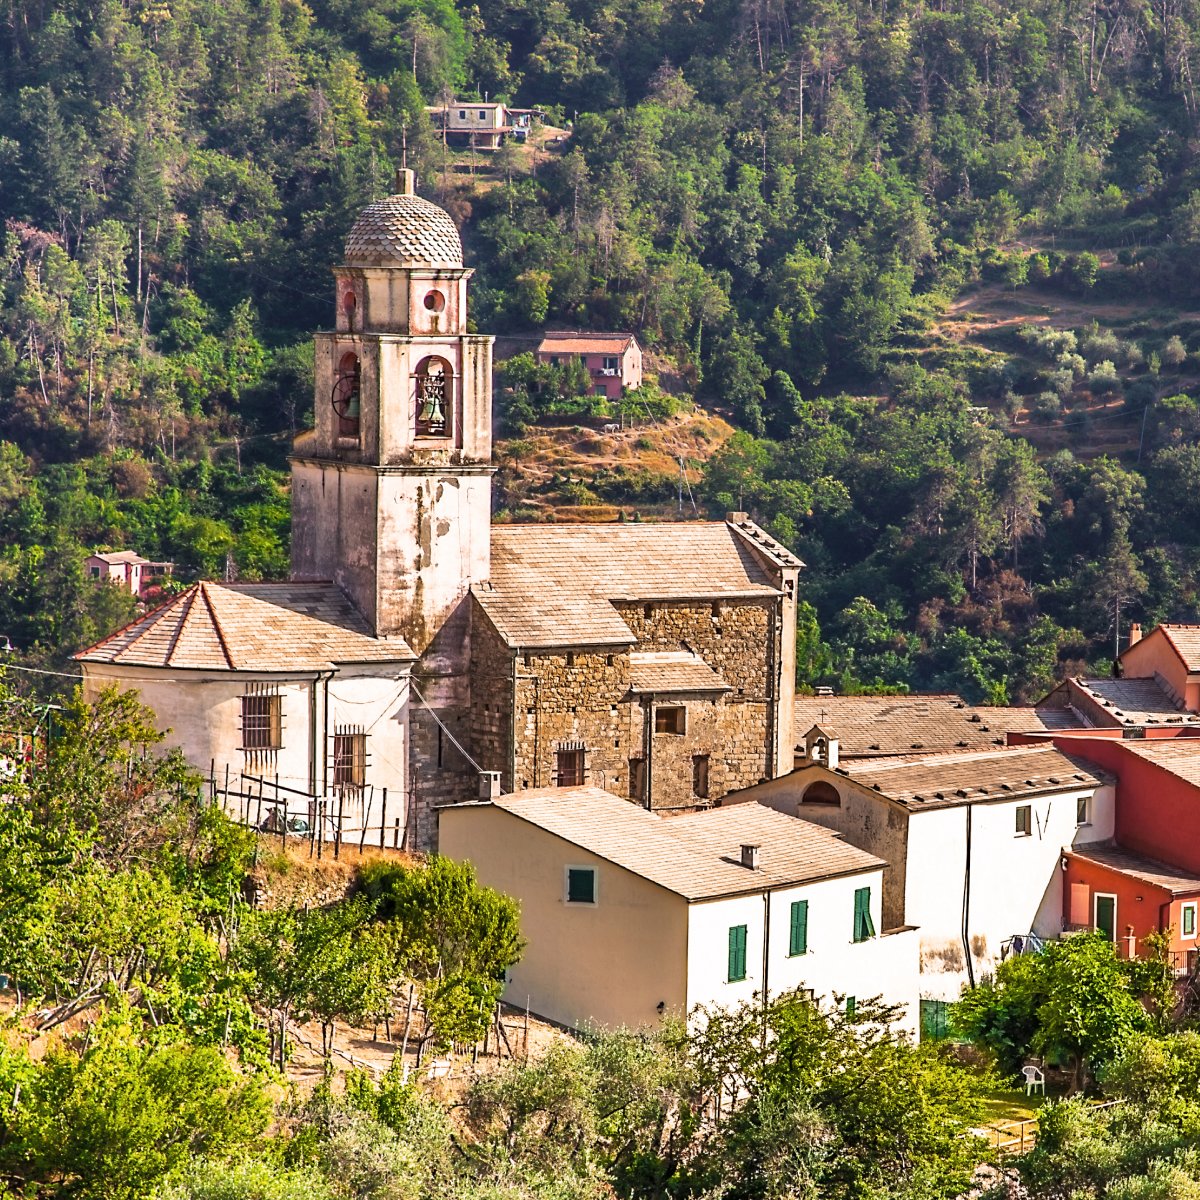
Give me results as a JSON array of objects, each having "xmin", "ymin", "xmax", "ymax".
[{"xmin": 401, "ymin": 124, "xmax": 408, "ymax": 170}]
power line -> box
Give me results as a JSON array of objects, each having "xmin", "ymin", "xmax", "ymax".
[{"xmin": 408, "ymin": 679, "xmax": 484, "ymax": 774}]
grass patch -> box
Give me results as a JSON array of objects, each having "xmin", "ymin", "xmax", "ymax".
[{"xmin": 977, "ymin": 1086, "xmax": 1046, "ymax": 1127}]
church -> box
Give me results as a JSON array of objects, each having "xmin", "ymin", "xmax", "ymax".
[{"xmin": 76, "ymin": 172, "xmax": 802, "ymax": 849}]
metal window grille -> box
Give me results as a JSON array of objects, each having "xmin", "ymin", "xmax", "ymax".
[
  {"xmin": 333, "ymin": 726, "xmax": 368, "ymax": 791},
  {"xmin": 241, "ymin": 684, "xmax": 282, "ymax": 772},
  {"xmin": 555, "ymin": 742, "xmax": 586, "ymax": 787}
]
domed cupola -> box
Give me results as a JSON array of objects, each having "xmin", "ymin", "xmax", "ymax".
[{"xmin": 343, "ymin": 169, "xmax": 463, "ymax": 268}]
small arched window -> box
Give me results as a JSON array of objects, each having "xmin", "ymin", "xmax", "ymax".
[
  {"xmin": 800, "ymin": 780, "xmax": 840, "ymax": 806},
  {"xmin": 414, "ymin": 355, "xmax": 452, "ymax": 438},
  {"xmin": 332, "ymin": 352, "xmax": 361, "ymax": 440}
]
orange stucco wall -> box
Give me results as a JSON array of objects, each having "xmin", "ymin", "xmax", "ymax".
[{"xmin": 1122, "ymin": 630, "xmax": 1193, "ymax": 706}]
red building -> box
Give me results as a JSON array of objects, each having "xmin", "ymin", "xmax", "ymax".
[{"xmin": 535, "ymin": 332, "xmax": 643, "ymax": 400}]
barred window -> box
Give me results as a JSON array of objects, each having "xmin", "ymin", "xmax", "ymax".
[
  {"xmin": 333, "ymin": 727, "xmax": 367, "ymax": 791},
  {"xmin": 241, "ymin": 687, "xmax": 282, "ymax": 751}
]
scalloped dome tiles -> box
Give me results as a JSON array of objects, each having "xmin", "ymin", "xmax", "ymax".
[{"xmin": 343, "ymin": 172, "xmax": 463, "ymax": 268}]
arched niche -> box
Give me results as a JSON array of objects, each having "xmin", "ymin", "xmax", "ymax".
[
  {"xmin": 414, "ymin": 354, "xmax": 453, "ymax": 438},
  {"xmin": 800, "ymin": 780, "xmax": 840, "ymax": 806},
  {"xmin": 332, "ymin": 351, "xmax": 361, "ymax": 440}
]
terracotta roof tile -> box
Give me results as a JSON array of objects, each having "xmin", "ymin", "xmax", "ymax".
[
  {"xmin": 76, "ymin": 582, "xmax": 414, "ymax": 671},
  {"xmin": 452, "ymin": 786, "xmax": 882, "ymax": 899},
  {"xmin": 845, "ymin": 745, "xmax": 1107, "ymax": 810},
  {"xmin": 1155, "ymin": 625, "xmax": 1200, "ymax": 673},
  {"xmin": 1118, "ymin": 739, "xmax": 1200, "ymax": 786},
  {"xmin": 1065, "ymin": 677, "xmax": 1197, "ymax": 726},
  {"xmin": 794, "ymin": 694, "xmax": 1063, "ymax": 756},
  {"xmin": 475, "ymin": 520, "xmax": 797, "ymax": 648},
  {"xmin": 1068, "ymin": 842, "xmax": 1200, "ymax": 896},
  {"xmin": 537, "ymin": 332, "xmax": 637, "ymax": 355},
  {"xmin": 628, "ymin": 650, "xmax": 728, "ymax": 694}
]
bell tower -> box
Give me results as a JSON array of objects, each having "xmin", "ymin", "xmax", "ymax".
[{"xmin": 290, "ymin": 169, "xmax": 494, "ymax": 654}]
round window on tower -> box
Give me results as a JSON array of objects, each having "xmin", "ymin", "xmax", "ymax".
[{"xmin": 423, "ymin": 290, "xmax": 446, "ymax": 313}]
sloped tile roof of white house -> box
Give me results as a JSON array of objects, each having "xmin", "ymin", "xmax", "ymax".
[
  {"xmin": 628, "ymin": 650, "xmax": 729, "ymax": 694},
  {"xmin": 844, "ymin": 745, "xmax": 1108, "ymax": 811},
  {"xmin": 475, "ymin": 519, "xmax": 801, "ymax": 648},
  {"xmin": 793, "ymin": 694, "xmax": 1067, "ymax": 757},
  {"xmin": 460, "ymin": 786, "xmax": 883, "ymax": 900},
  {"xmin": 75, "ymin": 581, "xmax": 415, "ymax": 671}
]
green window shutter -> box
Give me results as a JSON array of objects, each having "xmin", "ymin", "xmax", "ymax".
[
  {"xmin": 845, "ymin": 995, "xmax": 856, "ymax": 1019},
  {"xmin": 567, "ymin": 868, "xmax": 595, "ymax": 903},
  {"xmin": 789, "ymin": 900, "xmax": 809, "ymax": 956},
  {"xmin": 728, "ymin": 924, "xmax": 747, "ymax": 982},
  {"xmin": 853, "ymin": 886, "xmax": 875, "ymax": 942}
]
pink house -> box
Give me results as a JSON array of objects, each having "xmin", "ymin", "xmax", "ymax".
[
  {"xmin": 86, "ymin": 551, "xmax": 173, "ymax": 598},
  {"xmin": 535, "ymin": 332, "xmax": 643, "ymax": 400}
]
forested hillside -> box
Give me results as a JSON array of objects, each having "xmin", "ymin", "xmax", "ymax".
[{"xmin": 6, "ymin": 0, "xmax": 1200, "ymax": 699}]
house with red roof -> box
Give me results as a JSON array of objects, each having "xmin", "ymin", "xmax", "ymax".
[{"xmin": 535, "ymin": 331, "xmax": 643, "ymax": 399}]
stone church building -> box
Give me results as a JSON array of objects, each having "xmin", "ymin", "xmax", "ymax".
[{"xmin": 77, "ymin": 173, "xmax": 801, "ymax": 848}]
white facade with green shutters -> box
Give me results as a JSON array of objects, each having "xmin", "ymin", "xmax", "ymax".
[{"xmin": 684, "ymin": 869, "xmax": 919, "ymax": 1036}]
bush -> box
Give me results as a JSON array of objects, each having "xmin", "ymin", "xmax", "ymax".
[
  {"xmin": 1163, "ymin": 335, "xmax": 1188, "ymax": 368},
  {"xmin": 1030, "ymin": 392, "xmax": 1063, "ymax": 421},
  {"xmin": 1089, "ymin": 360, "xmax": 1121, "ymax": 394}
]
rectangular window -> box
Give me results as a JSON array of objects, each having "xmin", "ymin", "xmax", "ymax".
[
  {"xmin": 629, "ymin": 757, "xmax": 645, "ymax": 801},
  {"xmin": 655, "ymin": 706, "xmax": 686, "ymax": 735},
  {"xmin": 1076, "ymin": 796, "xmax": 1090, "ymax": 825},
  {"xmin": 566, "ymin": 866, "xmax": 596, "ymax": 905},
  {"xmin": 1183, "ymin": 902, "xmax": 1198, "ymax": 939},
  {"xmin": 845, "ymin": 995, "xmax": 856, "ymax": 1019},
  {"xmin": 479, "ymin": 109, "xmax": 487, "ymax": 119},
  {"xmin": 458, "ymin": 109, "xmax": 466, "ymax": 119},
  {"xmin": 692, "ymin": 754, "xmax": 710, "ymax": 799},
  {"xmin": 852, "ymin": 886, "xmax": 876, "ymax": 943},
  {"xmin": 1095, "ymin": 892, "xmax": 1117, "ymax": 942},
  {"xmin": 241, "ymin": 690, "xmax": 282, "ymax": 751},
  {"xmin": 332, "ymin": 728, "xmax": 366, "ymax": 791},
  {"xmin": 90, "ymin": 565, "xmax": 101, "ymax": 578},
  {"xmin": 603, "ymin": 355, "xmax": 619, "ymax": 371},
  {"xmin": 789, "ymin": 899, "xmax": 809, "ymax": 956},
  {"xmin": 727, "ymin": 924, "xmax": 748, "ymax": 982},
  {"xmin": 1015, "ymin": 804, "xmax": 1032, "ymax": 837},
  {"xmin": 556, "ymin": 747, "xmax": 585, "ymax": 787}
]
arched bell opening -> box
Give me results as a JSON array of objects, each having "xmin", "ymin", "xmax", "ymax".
[
  {"xmin": 332, "ymin": 351, "xmax": 361, "ymax": 440},
  {"xmin": 414, "ymin": 355, "xmax": 453, "ymax": 438}
]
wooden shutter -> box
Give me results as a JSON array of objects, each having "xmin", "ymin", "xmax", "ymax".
[
  {"xmin": 789, "ymin": 900, "xmax": 809, "ymax": 956},
  {"xmin": 853, "ymin": 886, "xmax": 875, "ymax": 942},
  {"xmin": 1069, "ymin": 882, "xmax": 1090, "ymax": 927},
  {"xmin": 728, "ymin": 924, "xmax": 747, "ymax": 982}
]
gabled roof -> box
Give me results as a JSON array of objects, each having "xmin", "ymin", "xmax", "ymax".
[
  {"xmin": 1067, "ymin": 842, "xmax": 1200, "ymax": 897},
  {"xmin": 628, "ymin": 650, "xmax": 728, "ymax": 694},
  {"xmin": 474, "ymin": 519, "xmax": 799, "ymax": 649},
  {"xmin": 75, "ymin": 582, "xmax": 414, "ymax": 671},
  {"xmin": 842, "ymin": 745, "xmax": 1107, "ymax": 811},
  {"xmin": 1149, "ymin": 625, "xmax": 1200, "ymax": 673},
  {"xmin": 536, "ymin": 331, "xmax": 638, "ymax": 356},
  {"xmin": 88, "ymin": 550, "xmax": 149, "ymax": 565},
  {"xmin": 1053, "ymin": 677, "xmax": 1198, "ymax": 727},
  {"xmin": 793, "ymin": 694, "xmax": 1066, "ymax": 757},
  {"xmin": 446, "ymin": 786, "xmax": 883, "ymax": 900}
]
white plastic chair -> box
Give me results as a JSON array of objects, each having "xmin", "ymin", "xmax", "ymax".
[{"xmin": 1022, "ymin": 1064, "xmax": 1045, "ymax": 1096}]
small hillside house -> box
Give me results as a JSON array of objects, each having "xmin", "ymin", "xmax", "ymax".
[
  {"xmin": 724, "ymin": 741, "xmax": 1114, "ymax": 1000},
  {"xmin": 86, "ymin": 551, "xmax": 173, "ymax": 598},
  {"xmin": 428, "ymin": 101, "xmax": 536, "ymax": 148},
  {"xmin": 535, "ymin": 332, "xmax": 643, "ymax": 400},
  {"xmin": 439, "ymin": 786, "xmax": 919, "ymax": 1033}
]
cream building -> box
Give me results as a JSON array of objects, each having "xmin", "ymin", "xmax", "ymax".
[
  {"xmin": 724, "ymin": 739, "xmax": 1115, "ymax": 1000},
  {"xmin": 438, "ymin": 786, "xmax": 920, "ymax": 1034}
]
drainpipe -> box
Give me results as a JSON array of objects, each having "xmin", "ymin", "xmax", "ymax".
[
  {"xmin": 310, "ymin": 670, "xmax": 334, "ymax": 795},
  {"xmin": 761, "ymin": 885, "xmax": 772, "ymax": 1047},
  {"xmin": 508, "ymin": 647, "xmax": 519, "ymax": 793},
  {"xmin": 642, "ymin": 695, "xmax": 654, "ymax": 809},
  {"xmin": 962, "ymin": 804, "xmax": 976, "ymax": 988}
]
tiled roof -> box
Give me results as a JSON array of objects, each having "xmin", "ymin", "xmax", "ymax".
[
  {"xmin": 1068, "ymin": 842, "xmax": 1200, "ymax": 896},
  {"xmin": 76, "ymin": 582, "xmax": 414, "ymax": 671},
  {"xmin": 793, "ymin": 694, "xmax": 1064, "ymax": 756},
  {"xmin": 844, "ymin": 745, "xmax": 1106, "ymax": 811},
  {"xmin": 1064, "ymin": 677, "xmax": 1197, "ymax": 726},
  {"xmin": 1155, "ymin": 625, "xmax": 1200, "ymax": 673},
  {"xmin": 475, "ymin": 520, "xmax": 798, "ymax": 648},
  {"xmin": 456, "ymin": 786, "xmax": 882, "ymax": 899},
  {"xmin": 89, "ymin": 550, "xmax": 149, "ymax": 565},
  {"xmin": 537, "ymin": 332, "xmax": 636, "ymax": 356},
  {"xmin": 628, "ymin": 650, "xmax": 728, "ymax": 694},
  {"xmin": 343, "ymin": 187, "xmax": 463, "ymax": 268},
  {"xmin": 1118, "ymin": 739, "xmax": 1200, "ymax": 787}
]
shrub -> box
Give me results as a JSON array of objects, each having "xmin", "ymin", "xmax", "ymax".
[
  {"xmin": 1030, "ymin": 392, "xmax": 1063, "ymax": 421},
  {"xmin": 1163, "ymin": 335, "xmax": 1188, "ymax": 368},
  {"xmin": 1089, "ymin": 360, "xmax": 1121, "ymax": 394}
]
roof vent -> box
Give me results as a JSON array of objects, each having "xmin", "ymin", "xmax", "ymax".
[{"xmin": 740, "ymin": 843, "xmax": 761, "ymax": 871}]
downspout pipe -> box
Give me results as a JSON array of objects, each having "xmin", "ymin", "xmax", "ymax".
[
  {"xmin": 310, "ymin": 670, "xmax": 334, "ymax": 796},
  {"xmin": 761, "ymin": 886, "xmax": 772, "ymax": 1047},
  {"xmin": 962, "ymin": 804, "xmax": 976, "ymax": 989}
]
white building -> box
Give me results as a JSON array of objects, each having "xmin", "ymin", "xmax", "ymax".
[
  {"xmin": 724, "ymin": 738, "xmax": 1115, "ymax": 1000},
  {"xmin": 77, "ymin": 581, "xmax": 414, "ymax": 839},
  {"xmin": 438, "ymin": 786, "xmax": 920, "ymax": 1034}
]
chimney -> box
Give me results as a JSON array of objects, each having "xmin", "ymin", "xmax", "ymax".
[
  {"xmin": 395, "ymin": 167, "xmax": 416, "ymax": 195},
  {"xmin": 1128, "ymin": 622, "xmax": 1142, "ymax": 648},
  {"xmin": 740, "ymin": 843, "xmax": 760, "ymax": 871},
  {"xmin": 478, "ymin": 771, "xmax": 501, "ymax": 801},
  {"xmin": 726, "ymin": 511, "xmax": 748, "ymax": 524}
]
